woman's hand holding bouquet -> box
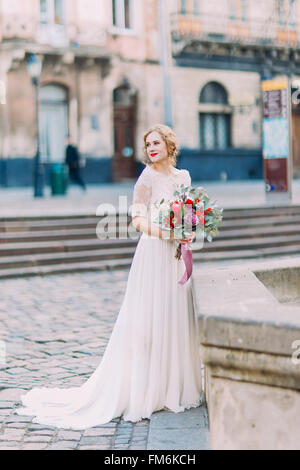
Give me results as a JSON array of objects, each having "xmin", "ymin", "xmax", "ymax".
[{"xmin": 153, "ymin": 184, "xmax": 223, "ymax": 284}]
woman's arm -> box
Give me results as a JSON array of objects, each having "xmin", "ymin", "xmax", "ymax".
[
  {"xmin": 132, "ymin": 217, "xmax": 195, "ymax": 244},
  {"xmin": 132, "ymin": 216, "xmax": 174, "ymax": 241}
]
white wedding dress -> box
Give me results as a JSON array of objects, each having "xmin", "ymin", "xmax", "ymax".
[{"xmin": 14, "ymin": 165, "xmax": 203, "ymax": 430}]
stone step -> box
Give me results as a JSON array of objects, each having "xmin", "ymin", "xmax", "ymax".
[
  {"xmin": 0, "ymin": 244, "xmax": 300, "ymax": 279},
  {"xmin": 1, "ymin": 234, "xmax": 300, "ymax": 272},
  {"xmin": 0, "ymin": 208, "xmax": 300, "ymax": 233},
  {"xmin": 0, "ymin": 215, "xmax": 133, "ymax": 233},
  {"xmin": 0, "ymin": 247, "xmax": 136, "ymax": 269},
  {"xmin": 222, "ymin": 205, "xmax": 300, "ymax": 219},
  {"xmin": 0, "ymin": 258, "xmax": 135, "ymax": 280},
  {"xmin": 0, "ymin": 227, "xmax": 124, "ymax": 243},
  {"xmin": 1, "ymin": 206, "xmax": 300, "ymax": 236},
  {"xmin": 205, "ymin": 233, "xmax": 300, "ymax": 252},
  {"xmin": 0, "ymin": 217, "xmax": 108, "ymax": 233},
  {"xmin": 0, "ymin": 204, "xmax": 300, "ymax": 279},
  {"xmin": 0, "ymin": 220, "xmax": 300, "ymax": 244},
  {"xmin": 0, "ymin": 214, "xmax": 101, "ymax": 223},
  {"xmin": 0, "ymin": 238, "xmax": 138, "ymax": 257},
  {"xmin": 0, "ymin": 212, "xmax": 299, "ymax": 236},
  {"xmin": 220, "ymin": 214, "xmax": 300, "ymax": 229},
  {"xmin": 1, "ymin": 231, "xmax": 300, "ymax": 258},
  {"xmin": 1, "ymin": 204, "xmax": 300, "ymax": 228}
]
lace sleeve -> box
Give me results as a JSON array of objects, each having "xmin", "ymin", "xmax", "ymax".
[
  {"xmin": 182, "ymin": 169, "xmax": 191, "ymax": 187},
  {"xmin": 131, "ymin": 169, "xmax": 152, "ymax": 219}
]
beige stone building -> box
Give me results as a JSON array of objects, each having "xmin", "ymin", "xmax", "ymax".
[{"xmin": 0, "ymin": 0, "xmax": 299, "ymax": 186}]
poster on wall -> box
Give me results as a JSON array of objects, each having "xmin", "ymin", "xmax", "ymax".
[{"xmin": 261, "ymin": 78, "xmax": 292, "ymax": 199}]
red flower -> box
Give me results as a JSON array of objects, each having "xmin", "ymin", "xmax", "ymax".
[
  {"xmin": 204, "ymin": 208, "xmax": 212, "ymax": 215},
  {"xmin": 185, "ymin": 199, "xmax": 194, "ymax": 205},
  {"xmin": 170, "ymin": 215, "xmax": 175, "ymax": 229}
]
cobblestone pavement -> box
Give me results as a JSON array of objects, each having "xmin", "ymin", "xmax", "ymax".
[{"xmin": 0, "ymin": 269, "xmax": 150, "ymax": 450}]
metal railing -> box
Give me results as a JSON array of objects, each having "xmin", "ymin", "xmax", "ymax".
[{"xmin": 170, "ymin": 12, "xmax": 300, "ymax": 49}]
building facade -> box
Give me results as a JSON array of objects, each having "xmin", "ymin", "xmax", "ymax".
[
  {"xmin": 0, "ymin": 0, "xmax": 300, "ymax": 187},
  {"xmin": 170, "ymin": 0, "xmax": 300, "ymax": 180}
]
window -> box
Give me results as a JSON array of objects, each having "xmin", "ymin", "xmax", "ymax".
[
  {"xmin": 278, "ymin": 0, "xmax": 286, "ymax": 27},
  {"xmin": 241, "ymin": 0, "xmax": 247, "ymax": 22},
  {"xmin": 288, "ymin": 0, "xmax": 296, "ymax": 28},
  {"xmin": 113, "ymin": 86, "xmax": 134, "ymax": 106},
  {"xmin": 38, "ymin": 0, "xmax": 67, "ymax": 47},
  {"xmin": 40, "ymin": 0, "xmax": 48, "ymax": 24},
  {"xmin": 54, "ymin": 0, "xmax": 64, "ymax": 24},
  {"xmin": 40, "ymin": 0, "xmax": 65, "ymax": 25},
  {"xmin": 229, "ymin": 0, "xmax": 248, "ymax": 23},
  {"xmin": 124, "ymin": 0, "xmax": 131, "ymax": 28},
  {"xmin": 112, "ymin": 0, "xmax": 117, "ymax": 26},
  {"xmin": 277, "ymin": 0, "xmax": 297, "ymax": 29},
  {"xmin": 200, "ymin": 82, "xmax": 228, "ymax": 105},
  {"xmin": 180, "ymin": 0, "xmax": 187, "ymax": 15},
  {"xmin": 178, "ymin": 0, "xmax": 199, "ymax": 16},
  {"xmin": 112, "ymin": 0, "xmax": 134, "ymax": 30},
  {"xmin": 193, "ymin": 0, "xmax": 200, "ymax": 16},
  {"xmin": 229, "ymin": 0, "xmax": 236, "ymax": 21},
  {"xmin": 200, "ymin": 114, "xmax": 231, "ymax": 150},
  {"xmin": 199, "ymin": 82, "xmax": 231, "ymax": 150}
]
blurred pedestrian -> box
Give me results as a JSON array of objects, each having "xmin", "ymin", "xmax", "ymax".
[{"xmin": 65, "ymin": 137, "xmax": 86, "ymax": 192}]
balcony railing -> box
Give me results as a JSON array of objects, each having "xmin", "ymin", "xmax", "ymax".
[
  {"xmin": 170, "ymin": 12, "xmax": 300, "ymax": 49},
  {"xmin": 0, "ymin": 15, "xmax": 107, "ymax": 49}
]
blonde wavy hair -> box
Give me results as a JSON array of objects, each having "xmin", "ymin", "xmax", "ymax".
[{"xmin": 142, "ymin": 124, "xmax": 179, "ymax": 167}]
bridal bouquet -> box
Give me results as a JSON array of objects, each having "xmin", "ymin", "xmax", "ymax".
[{"xmin": 152, "ymin": 184, "xmax": 223, "ymax": 285}]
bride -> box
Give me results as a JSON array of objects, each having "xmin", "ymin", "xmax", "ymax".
[{"xmin": 14, "ymin": 124, "xmax": 203, "ymax": 430}]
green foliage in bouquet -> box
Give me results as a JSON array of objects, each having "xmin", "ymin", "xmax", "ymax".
[{"xmin": 152, "ymin": 183, "xmax": 223, "ymax": 249}]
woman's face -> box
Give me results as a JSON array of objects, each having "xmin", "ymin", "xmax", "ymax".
[{"xmin": 145, "ymin": 131, "xmax": 169, "ymax": 164}]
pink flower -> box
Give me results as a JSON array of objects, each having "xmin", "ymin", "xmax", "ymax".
[
  {"xmin": 184, "ymin": 213, "xmax": 198, "ymax": 226},
  {"xmin": 171, "ymin": 201, "xmax": 182, "ymax": 226},
  {"xmin": 171, "ymin": 201, "xmax": 182, "ymax": 217}
]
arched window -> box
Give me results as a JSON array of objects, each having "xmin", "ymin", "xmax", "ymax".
[
  {"xmin": 113, "ymin": 85, "xmax": 134, "ymax": 106},
  {"xmin": 199, "ymin": 82, "xmax": 231, "ymax": 150},
  {"xmin": 200, "ymin": 81, "xmax": 228, "ymax": 105}
]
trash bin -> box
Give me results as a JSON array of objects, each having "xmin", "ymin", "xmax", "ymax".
[{"xmin": 50, "ymin": 163, "xmax": 68, "ymax": 196}]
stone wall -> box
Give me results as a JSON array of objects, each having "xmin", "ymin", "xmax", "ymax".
[{"xmin": 192, "ymin": 257, "xmax": 300, "ymax": 450}]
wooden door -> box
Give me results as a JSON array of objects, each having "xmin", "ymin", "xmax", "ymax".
[
  {"xmin": 113, "ymin": 85, "xmax": 137, "ymax": 182},
  {"xmin": 292, "ymin": 112, "xmax": 300, "ymax": 176}
]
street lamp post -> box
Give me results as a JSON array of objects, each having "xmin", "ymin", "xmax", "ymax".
[
  {"xmin": 26, "ymin": 54, "xmax": 44, "ymax": 198},
  {"xmin": 158, "ymin": 0, "xmax": 173, "ymax": 128}
]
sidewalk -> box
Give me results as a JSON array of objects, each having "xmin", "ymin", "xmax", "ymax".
[
  {"xmin": 147, "ymin": 404, "xmax": 209, "ymax": 451},
  {"xmin": 0, "ymin": 268, "xmax": 209, "ymax": 451},
  {"xmin": 1, "ymin": 179, "xmax": 300, "ymax": 218}
]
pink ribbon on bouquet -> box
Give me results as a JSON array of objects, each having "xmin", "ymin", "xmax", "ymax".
[{"xmin": 178, "ymin": 243, "xmax": 193, "ymax": 285}]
